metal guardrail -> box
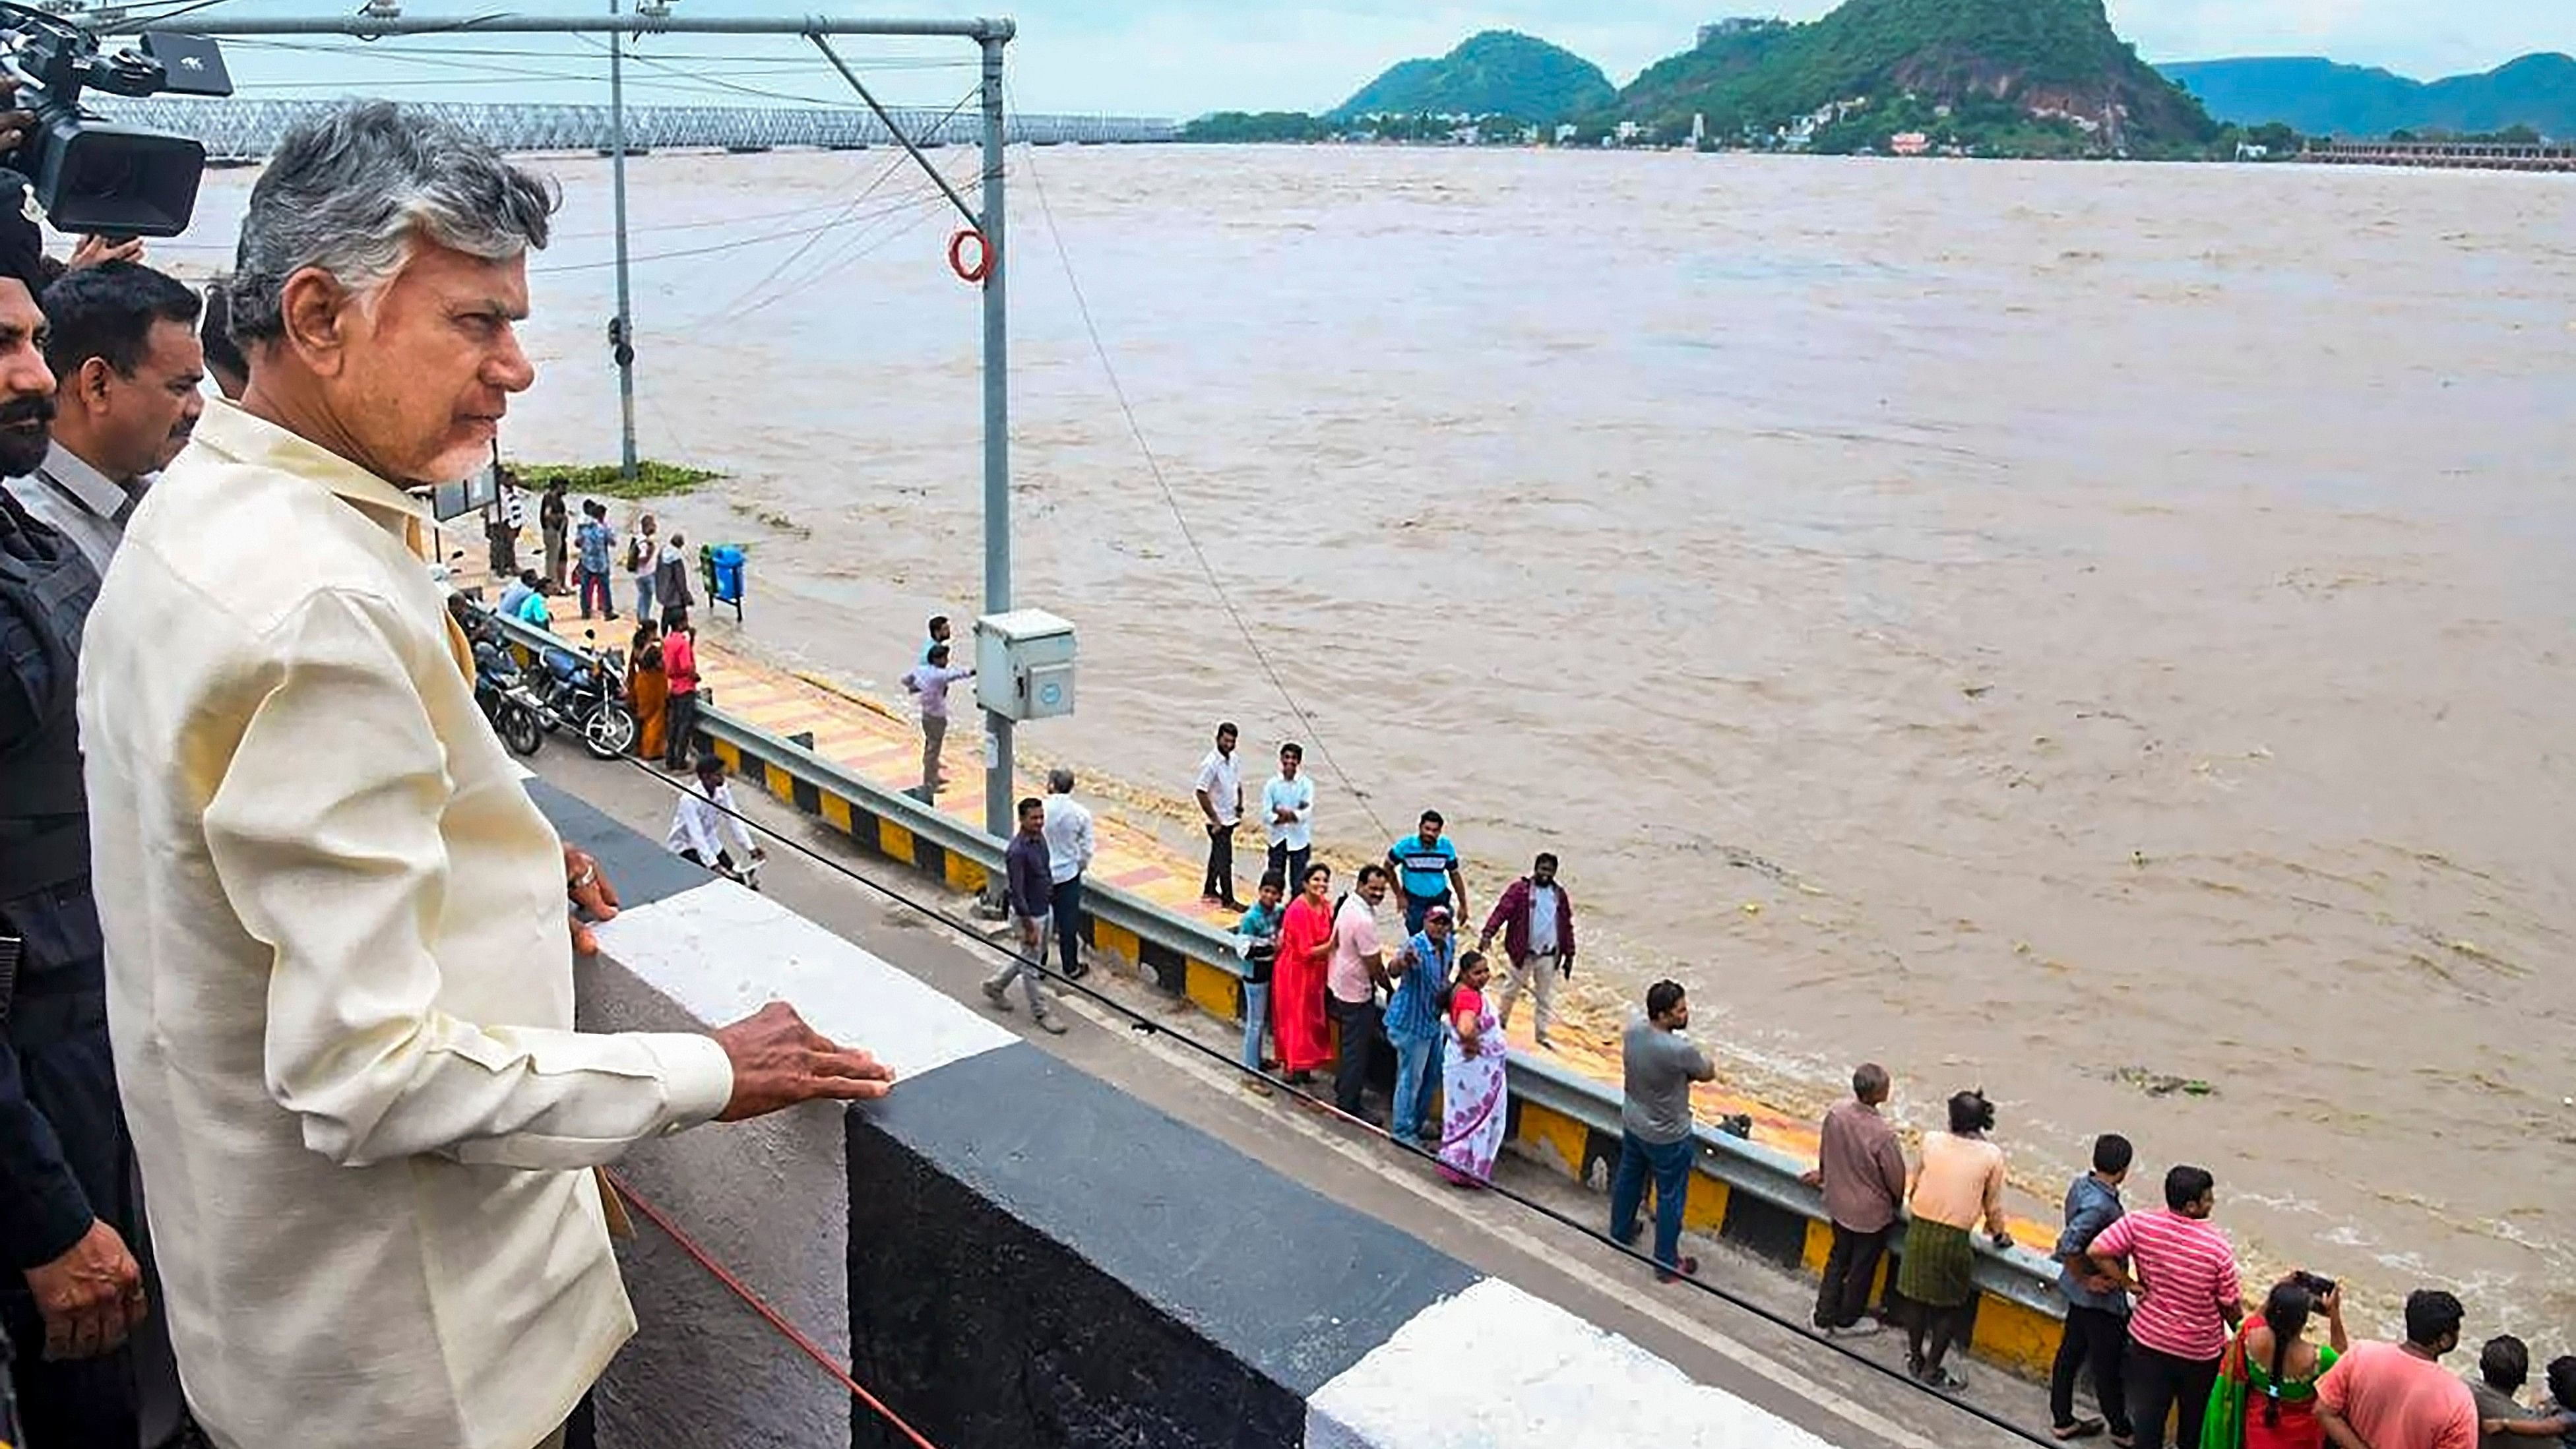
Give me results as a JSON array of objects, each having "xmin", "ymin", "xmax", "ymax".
[{"xmin": 474, "ymin": 603, "xmax": 2065, "ymax": 1317}]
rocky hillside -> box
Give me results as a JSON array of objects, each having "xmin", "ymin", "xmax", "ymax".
[
  {"xmin": 1621, "ymin": 0, "xmax": 2216, "ymax": 150},
  {"xmin": 1332, "ymin": 30, "xmax": 1616, "ymax": 122}
]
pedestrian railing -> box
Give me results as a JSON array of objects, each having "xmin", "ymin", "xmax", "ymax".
[{"xmin": 474, "ymin": 601, "xmax": 2073, "ymax": 1376}]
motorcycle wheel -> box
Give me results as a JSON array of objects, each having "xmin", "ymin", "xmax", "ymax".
[
  {"xmin": 582, "ymin": 700, "xmax": 638, "ymax": 760},
  {"xmin": 501, "ymin": 702, "xmax": 545, "ymax": 756}
]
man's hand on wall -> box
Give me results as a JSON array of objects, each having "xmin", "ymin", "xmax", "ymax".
[{"xmin": 711, "ymin": 1001, "xmax": 896, "ymax": 1121}]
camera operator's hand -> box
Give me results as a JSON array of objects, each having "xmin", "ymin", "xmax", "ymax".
[
  {"xmin": 67, "ymin": 234, "xmax": 142, "ymax": 270},
  {"xmin": 24, "ymin": 1218, "xmax": 149, "ymax": 1361},
  {"xmin": 710, "ymin": 1001, "xmax": 896, "ymax": 1121}
]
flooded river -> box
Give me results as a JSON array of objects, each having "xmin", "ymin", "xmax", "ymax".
[{"xmin": 187, "ymin": 144, "xmax": 2576, "ymax": 1334}]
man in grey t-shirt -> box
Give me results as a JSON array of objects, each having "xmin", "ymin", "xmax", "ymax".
[{"xmin": 1610, "ymin": 980, "xmax": 1716, "ymax": 1281}]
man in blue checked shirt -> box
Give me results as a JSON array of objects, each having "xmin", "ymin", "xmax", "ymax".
[
  {"xmin": 1386, "ymin": 809, "xmax": 1466, "ymax": 936},
  {"xmin": 1382, "ymin": 904, "xmax": 1457, "ymax": 1149}
]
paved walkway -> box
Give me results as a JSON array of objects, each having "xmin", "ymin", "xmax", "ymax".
[{"xmin": 447, "ymin": 515, "xmax": 2051, "ymax": 1240}]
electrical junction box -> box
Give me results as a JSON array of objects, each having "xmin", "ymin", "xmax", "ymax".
[{"xmin": 974, "ymin": 609, "xmax": 1078, "ymax": 722}]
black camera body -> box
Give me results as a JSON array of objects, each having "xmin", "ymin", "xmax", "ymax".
[{"xmin": 0, "ymin": 7, "xmax": 229, "ymax": 238}]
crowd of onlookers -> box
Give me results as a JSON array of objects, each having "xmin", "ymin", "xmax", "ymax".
[
  {"xmin": 1788, "ymin": 1064, "xmax": 2574, "ymax": 1449},
  {"xmin": 888, "ymin": 634, "xmax": 2571, "ymax": 1449}
]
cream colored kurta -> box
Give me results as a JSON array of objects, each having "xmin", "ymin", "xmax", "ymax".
[{"xmin": 77, "ymin": 400, "xmax": 734, "ymax": 1449}]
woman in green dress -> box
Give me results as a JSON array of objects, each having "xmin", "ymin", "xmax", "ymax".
[{"xmin": 2203, "ymin": 1277, "xmax": 2347, "ymax": 1449}]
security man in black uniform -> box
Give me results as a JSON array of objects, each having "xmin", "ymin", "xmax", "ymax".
[{"xmin": 0, "ymin": 228, "xmax": 164, "ymax": 1443}]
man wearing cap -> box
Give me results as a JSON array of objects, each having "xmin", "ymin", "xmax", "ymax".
[{"xmin": 1381, "ymin": 904, "xmax": 1456, "ymax": 1149}]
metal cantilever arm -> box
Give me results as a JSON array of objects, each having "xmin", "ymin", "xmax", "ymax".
[{"xmin": 807, "ymin": 33, "xmax": 984, "ymax": 232}]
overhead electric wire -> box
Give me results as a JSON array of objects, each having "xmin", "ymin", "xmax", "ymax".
[
  {"xmin": 579, "ymin": 740, "xmax": 2056, "ymax": 1449},
  {"xmin": 1008, "ymin": 131, "xmax": 1398, "ymax": 846}
]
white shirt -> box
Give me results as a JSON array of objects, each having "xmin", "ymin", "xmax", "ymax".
[
  {"xmin": 1194, "ymin": 747, "xmax": 1242, "ymax": 826},
  {"xmin": 78, "ymin": 402, "xmax": 736, "ymax": 1449},
  {"xmin": 667, "ymin": 780, "xmax": 757, "ymax": 863},
  {"xmin": 3, "ymin": 439, "xmax": 148, "ymax": 574},
  {"xmin": 1262, "ymin": 772, "xmax": 1315, "ymax": 849},
  {"xmin": 1042, "ymin": 793, "xmax": 1094, "ymax": 884}
]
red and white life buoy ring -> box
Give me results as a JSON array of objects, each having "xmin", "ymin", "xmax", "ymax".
[{"xmin": 948, "ymin": 228, "xmax": 993, "ymax": 284}]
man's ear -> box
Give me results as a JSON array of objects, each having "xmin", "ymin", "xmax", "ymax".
[
  {"xmin": 74, "ymin": 355, "xmax": 117, "ymax": 414},
  {"xmin": 275, "ymin": 266, "xmax": 356, "ymax": 379}
]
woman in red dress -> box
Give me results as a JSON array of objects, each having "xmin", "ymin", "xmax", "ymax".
[{"xmin": 1271, "ymin": 863, "xmax": 1336, "ymax": 1084}]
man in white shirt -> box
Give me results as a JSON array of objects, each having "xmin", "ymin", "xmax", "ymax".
[
  {"xmin": 1041, "ymin": 766, "xmax": 1096, "ymax": 982},
  {"xmin": 1193, "ymin": 721, "xmax": 1245, "ymax": 911},
  {"xmin": 3, "ymin": 261, "xmax": 206, "ymax": 573},
  {"xmin": 77, "ymin": 102, "xmax": 896, "ymax": 1449},
  {"xmin": 668, "ymin": 754, "xmax": 764, "ymax": 879},
  {"xmin": 1262, "ymin": 741, "xmax": 1316, "ymax": 894}
]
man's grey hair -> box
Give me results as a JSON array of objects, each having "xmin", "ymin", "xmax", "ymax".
[
  {"xmin": 229, "ymin": 100, "xmax": 558, "ymax": 346},
  {"xmin": 1047, "ymin": 767, "xmax": 1075, "ymax": 793}
]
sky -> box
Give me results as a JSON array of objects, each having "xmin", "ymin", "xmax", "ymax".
[{"xmin": 104, "ymin": 0, "xmax": 2573, "ymax": 119}]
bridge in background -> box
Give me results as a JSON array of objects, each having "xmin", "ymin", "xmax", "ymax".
[
  {"xmin": 94, "ymin": 98, "xmax": 1178, "ymax": 162},
  {"xmin": 2302, "ymin": 139, "xmax": 2575, "ymax": 173}
]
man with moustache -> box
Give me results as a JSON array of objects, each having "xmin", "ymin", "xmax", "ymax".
[
  {"xmin": 4, "ymin": 261, "xmax": 206, "ymax": 572},
  {"xmin": 0, "ymin": 268, "xmax": 180, "ymax": 1447},
  {"xmin": 77, "ymin": 102, "xmax": 898, "ymax": 1449}
]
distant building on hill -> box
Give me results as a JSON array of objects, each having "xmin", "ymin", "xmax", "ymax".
[
  {"xmin": 1890, "ymin": 131, "xmax": 1931, "ymax": 156},
  {"xmin": 1697, "ymin": 17, "xmax": 1782, "ymax": 47}
]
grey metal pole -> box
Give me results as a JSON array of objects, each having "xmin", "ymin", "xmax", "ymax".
[
  {"xmin": 608, "ymin": 0, "xmax": 639, "ymax": 479},
  {"xmin": 979, "ymin": 32, "xmax": 1012, "ymax": 851}
]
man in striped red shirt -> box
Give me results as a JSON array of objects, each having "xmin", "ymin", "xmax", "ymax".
[{"xmin": 2087, "ymin": 1164, "xmax": 2244, "ymax": 1449}]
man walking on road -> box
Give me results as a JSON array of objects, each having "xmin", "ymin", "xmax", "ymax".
[
  {"xmin": 1803, "ymin": 1063, "xmax": 1906, "ymax": 1336},
  {"xmin": 2317, "ymin": 1289, "xmax": 2478, "ymax": 1449},
  {"xmin": 1195, "ymin": 722, "xmax": 1245, "ymax": 909},
  {"xmin": 1387, "ymin": 809, "xmax": 1466, "ymax": 937},
  {"xmin": 75, "ymin": 102, "xmax": 897, "ymax": 1449},
  {"xmin": 1611, "ymin": 981, "xmax": 1716, "ymax": 1283},
  {"xmin": 899, "ymin": 642, "xmax": 973, "ymax": 801},
  {"xmin": 1478, "ymin": 851, "xmax": 1575, "ymax": 1049},
  {"xmin": 2050, "ymin": 1133, "xmax": 2137, "ymax": 1445},
  {"xmin": 1263, "ymin": 742, "xmax": 1315, "ymax": 892},
  {"xmin": 1325, "ymin": 865, "xmax": 1393, "ymax": 1120},
  {"xmin": 982, "ymin": 797, "xmax": 1067, "ymax": 1035},
  {"xmin": 1043, "ymin": 768, "xmax": 1095, "ymax": 982}
]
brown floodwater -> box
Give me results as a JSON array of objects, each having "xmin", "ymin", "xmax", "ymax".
[{"xmin": 181, "ymin": 144, "xmax": 2576, "ymax": 1337}]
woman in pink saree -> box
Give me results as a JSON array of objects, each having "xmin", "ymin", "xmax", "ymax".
[{"xmin": 1437, "ymin": 951, "xmax": 1507, "ymax": 1186}]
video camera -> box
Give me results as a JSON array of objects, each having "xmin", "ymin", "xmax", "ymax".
[{"xmin": 0, "ymin": 3, "xmax": 230, "ymax": 238}]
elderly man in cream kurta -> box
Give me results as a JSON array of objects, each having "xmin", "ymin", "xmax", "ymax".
[{"xmin": 77, "ymin": 103, "xmax": 895, "ymax": 1449}]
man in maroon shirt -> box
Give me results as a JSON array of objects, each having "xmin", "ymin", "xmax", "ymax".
[{"xmin": 1802, "ymin": 1063, "xmax": 1906, "ymax": 1335}]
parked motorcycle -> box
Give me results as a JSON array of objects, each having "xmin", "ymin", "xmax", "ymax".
[
  {"xmin": 532, "ymin": 630, "xmax": 639, "ymax": 760},
  {"xmin": 471, "ymin": 634, "xmax": 547, "ymax": 757}
]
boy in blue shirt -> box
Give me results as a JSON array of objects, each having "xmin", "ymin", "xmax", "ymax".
[{"xmin": 1234, "ymin": 871, "xmax": 1286, "ymax": 1093}]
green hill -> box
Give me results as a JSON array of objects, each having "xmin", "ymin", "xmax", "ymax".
[
  {"xmin": 2159, "ymin": 53, "xmax": 2576, "ymax": 140},
  {"xmin": 1332, "ymin": 30, "xmax": 1616, "ymax": 123},
  {"xmin": 1621, "ymin": 0, "xmax": 2217, "ymax": 154}
]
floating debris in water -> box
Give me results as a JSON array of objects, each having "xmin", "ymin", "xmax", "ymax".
[{"xmin": 2120, "ymin": 1067, "xmax": 2216, "ymax": 1097}]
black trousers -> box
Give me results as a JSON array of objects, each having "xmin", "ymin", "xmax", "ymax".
[
  {"xmin": 1814, "ymin": 1222, "xmax": 1891, "ymax": 1328},
  {"xmin": 2051, "ymin": 1304, "xmax": 2134, "ymax": 1435},
  {"xmin": 2126, "ymin": 1341, "xmax": 2218, "ymax": 1449},
  {"xmin": 664, "ymin": 689, "xmax": 700, "ymax": 768},
  {"xmin": 1265, "ymin": 842, "xmax": 1310, "ymax": 894},
  {"xmin": 1051, "ymin": 875, "xmax": 1086, "ymax": 977},
  {"xmin": 1327, "ymin": 994, "xmax": 1379, "ymax": 1118},
  {"xmin": 1202, "ymin": 823, "xmax": 1235, "ymax": 901}
]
